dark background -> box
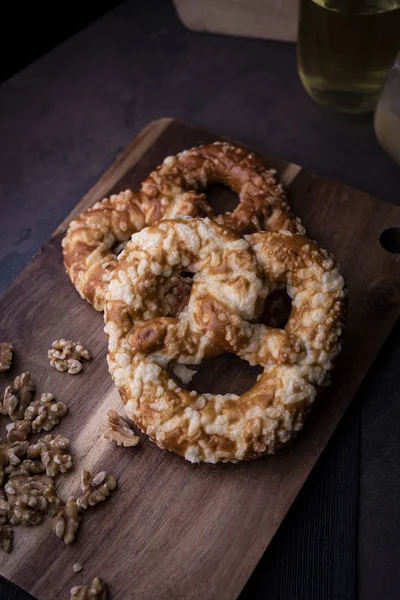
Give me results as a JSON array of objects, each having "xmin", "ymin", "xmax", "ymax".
[
  {"xmin": 0, "ymin": 2, "xmax": 124, "ymax": 83},
  {"xmin": 0, "ymin": 1, "xmax": 400, "ymax": 598}
]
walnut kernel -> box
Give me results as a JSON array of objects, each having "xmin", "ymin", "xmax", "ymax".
[
  {"xmin": 0, "ymin": 343, "xmax": 13, "ymax": 372},
  {"xmin": 101, "ymin": 410, "xmax": 139, "ymax": 447},
  {"xmin": 27, "ymin": 434, "xmax": 73, "ymax": 477},
  {"xmin": 52, "ymin": 497, "xmax": 81, "ymax": 544},
  {"xmin": 25, "ymin": 392, "xmax": 67, "ymax": 433},
  {"xmin": 1, "ymin": 373, "xmax": 34, "ymax": 420},
  {"xmin": 70, "ymin": 577, "xmax": 108, "ymax": 600},
  {"xmin": 6, "ymin": 420, "xmax": 32, "ymax": 443},
  {"xmin": 77, "ymin": 471, "xmax": 117, "ymax": 510},
  {"xmin": 0, "ymin": 524, "xmax": 13, "ymax": 553},
  {"xmin": 48, "ymin": 339, "xmax": 91, "ymax": 375}
]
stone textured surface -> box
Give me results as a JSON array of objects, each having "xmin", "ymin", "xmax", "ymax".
[{"xmin": 0, "ymin": 0, "xmax": 399, "ymax": 598}]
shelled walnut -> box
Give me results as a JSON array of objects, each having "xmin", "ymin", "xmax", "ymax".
[
  {"xmin": 25, "ymin": 393, "xmax": 67, "ymax": 433},
  {"xmin": 5, "ymin": 459, "xmax": 45, "ymax": 478},
  {"xmin": 1, "ymin": 373, "xmax": 35, "ymax": 420},
  {"xmin": 0, "ymin": 524, "xmax": 13, "ymax": 553},
  {"xmin": 101, "ymin": 410, "xmax": 139, "ymax": 448},
  {"xmin": 6, "ymin": 420, "xmax": 32, "ymax": 443},
  {"xmin": 77, "ymin": 471, "xmax": 117, "ymax": 510},
  {"xmin": 5, "ymin": 441, "xmax": 30, "ymax": 466},
  {"xmin": 70, "ymin": 577, "xmax": 108, "ymax": 600},
  {"xmin": 0, "ymin": 343, "xmax": 13, "ymax": 372},
  {"xmin": 52, "ymin": 497, "xmax": 81, "ymax": 544},
  {"xmin": 0, "ymin": 492, "xmax": 11, "ymax": 524},
  {"xmin": 48, "ymin": 339, "xmax": 91, "ymax": 375},
  {"xmin": 5, "ymin": 475, "xmax": 60, "ymax": 526},
  {"xmin": 27, "ymin": 434, "xmax": 73, "ymax": 477}
]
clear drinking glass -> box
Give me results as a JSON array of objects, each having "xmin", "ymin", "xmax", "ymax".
[
  {"xmin": 374, "ymin": 52, "xmax": 400, "ymax": 165},
  {"xmin": 297, "ymin": 0, "xmax": 400, "ymax": 113}
]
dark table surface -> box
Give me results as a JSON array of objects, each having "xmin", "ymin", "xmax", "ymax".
[{"xmin": 1, "ymin": 1, "xmax": 400, "ymax": 599}]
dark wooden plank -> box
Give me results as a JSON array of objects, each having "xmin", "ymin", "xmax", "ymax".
[{"xmin": 0, "ymin": 119, "xmax": 399, "ymax": 600}]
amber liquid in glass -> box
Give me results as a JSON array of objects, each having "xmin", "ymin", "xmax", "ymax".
[{"xmin": 297, "ymin": 0, "xmax": 400, "ymax": 113}]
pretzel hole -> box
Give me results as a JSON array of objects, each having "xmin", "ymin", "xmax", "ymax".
[
  {"xmin": 205, "ymin": 183, "xmax": 240, "ymax": 215},
  {"xmin": 169, "ymin": 353, "xmax": 263, "ymax": 395},
  {"xmin": 260, "ymin": 290, "xmax": 292, "ymax": 329},
  {"xmin": 380, "ymin": 228, "xmax": 400, "ymax": 254},
  {"xmin": 111, "ymin": 240, "xmax": 128, "ymax": 256}
]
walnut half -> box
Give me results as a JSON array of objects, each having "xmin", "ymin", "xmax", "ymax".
[
  {"xmin": 101, "ymin": 410, "xmax": 139, "ymax": 448},
  {"xmin": 6, "ymin": 420, "xmax": 32, "ymax": 443},
  {"xmin": 77, "ymin": 471, "xmax": 117, "ymax": 510},
  {"xmin": 25, "ymin": 393, "xmax": 67, "ymax": 433},
  {"xmin": 48, "ymin": 339, "xmax": 91, "ymax": 375},
  {"xmin": 0, "ymin": 524, "xmax": 13, "ymax": 553},
  {"xmin": 70, "ymin": 577, "xmax": 108, "ymax": 600},
  {"xmin": 1, "ymin": 373, "xmax": 35, "ymax": 421},
  {"xmin": 5, "ymin": 475, "xmax": 61, "ymax": 526},
  {"xmin": 0, "ymin": 343, "xmax": 13, "ymax": 372},
  {"xmin": 27, "ymin": 434, "xmax": 73, "ymax": 477},
  {"xmin": 52, "ymin": 497, "xmax": 81, "ymax": 544}
]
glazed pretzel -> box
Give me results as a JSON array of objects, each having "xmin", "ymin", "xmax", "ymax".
[
  {"xmin": 104, "ymin": 218, "xmax": 346, "ymax": 463},
  {"xmin": 63, "ymin": 143, "xmax": 304, "ymax": 311},
  {"xmin": 141, "ymin": 142, "xmax": 305, "ymax": 235}
]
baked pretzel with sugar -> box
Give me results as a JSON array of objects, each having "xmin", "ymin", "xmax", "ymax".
[
  {"xmin": 105, "ymin": 218, "xmax": 346, "ymax": 463},
  {"xmin": 63, "ymin": 143, "xmax": 303, "ymax": 312}
]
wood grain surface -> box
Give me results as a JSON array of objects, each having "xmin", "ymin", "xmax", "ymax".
[{"xmin": 0, "ymin": 119, "xmax": 399, "ymax": 600}]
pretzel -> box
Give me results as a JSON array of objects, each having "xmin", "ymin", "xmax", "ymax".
[
  {"xmin": 104, "ymin": 218, "xmax": 346, "ymax": 463},
  {"xmin": 141, "ymin": 142, "xmax": 304, "ymax": 235},
  {"xmin": 62, "ymin": 189, "xmax": 210, "ymax": 312},
  {"xmin": 63, "ymin": 143, "xmax": 304, "ymax": 311},
  {"xmin": 62, "ymin": 190, "xmax": 145, "ymax": 311}
]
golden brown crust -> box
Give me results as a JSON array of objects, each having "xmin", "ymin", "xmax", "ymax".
[
  {"xmin": 62, "ymin": 190, "xmax": 146, "ymax": 311},
  {"xmin": 63, "ymin": 142, "xmax": 304, "ymax": 312},
  {"xmin": 104, "ymin": 218, "xmax": 346, "ymax": 463},
  {"xmin": 141, "ymin": 142, "xmax": 304, "ymax": 235}
]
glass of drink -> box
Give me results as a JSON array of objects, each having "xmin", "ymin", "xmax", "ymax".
[
  {"xmin": 297, "ymin": 0, "xmax": 400, "ymax": 113},
  {"xmin": 374, "ymin": 52, "xmax": 400, "ymax": 164}
]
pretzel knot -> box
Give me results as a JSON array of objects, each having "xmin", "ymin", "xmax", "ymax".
[
  {"xmin": 105, "ymin": 218, "xmax": 346, "ymax": 464},
  {"xmin": 63, "ymin": 142, "xmax": 304, "ymax": 311}
]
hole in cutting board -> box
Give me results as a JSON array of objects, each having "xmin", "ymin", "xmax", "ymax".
[{"xmin": 380, "ymin": 228, "xmax": 400, "ymax": 254}]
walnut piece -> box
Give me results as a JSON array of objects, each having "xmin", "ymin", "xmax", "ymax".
[
  {"xmin": 25, "ymin": 392, "xmax": 67, "ymax": 433},
  {"xmin": 101, "ymin": 410, "xmax": 139, "ymax": 448},
  {"xmin": 0, "ymin": 492, "xmax": 11, "ymax": 524},
  {"xmin": 48, "ymin": 339, "xmax": 91, "ymax": 375},
  {"xmin": 77, "ymin": 471, "xmax": 117, "ymax": 510},
  {"xmin": 0, "ymin": 343, "xmax": 13, "ymax": 372},
  {"xmin": 6, "ymin": 419, "xmax": 32, "ymax": 442},
  {"xmin": 52, "ymin": 497, "xmax": 81, "ymax": 544},
  {"xmin": 73, "ymin": 562, "xmax": 83, "ymax": 573},
  {"xmin": 70, "ymin": 577, "xmax": 108, "ymax": 600},
  {"xmin": 5, "ymin": 475, "xmax": 60, "ymax": 526},
  {"xmin": 6, "ymin": 441, "xmax": 30, "ymax": 466},
  {"xmin": 5, "ymin": 459, "xmax": 45, "ymax": 478},
  {"xmin": 1, "ymin": 373, "xmax": 35, "ymax": 420},
  {"xmin": 0, "ymin": 524, "xmax": 13, "ymax": 553},
  {"xmin": 27, "ymin": 434, "xmax": 73, "ymax": 477}
]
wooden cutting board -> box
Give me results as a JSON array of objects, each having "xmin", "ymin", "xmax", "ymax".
[{"xmin": 1, "ymin": 118, "xmax": 399, "ymax": 600}]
